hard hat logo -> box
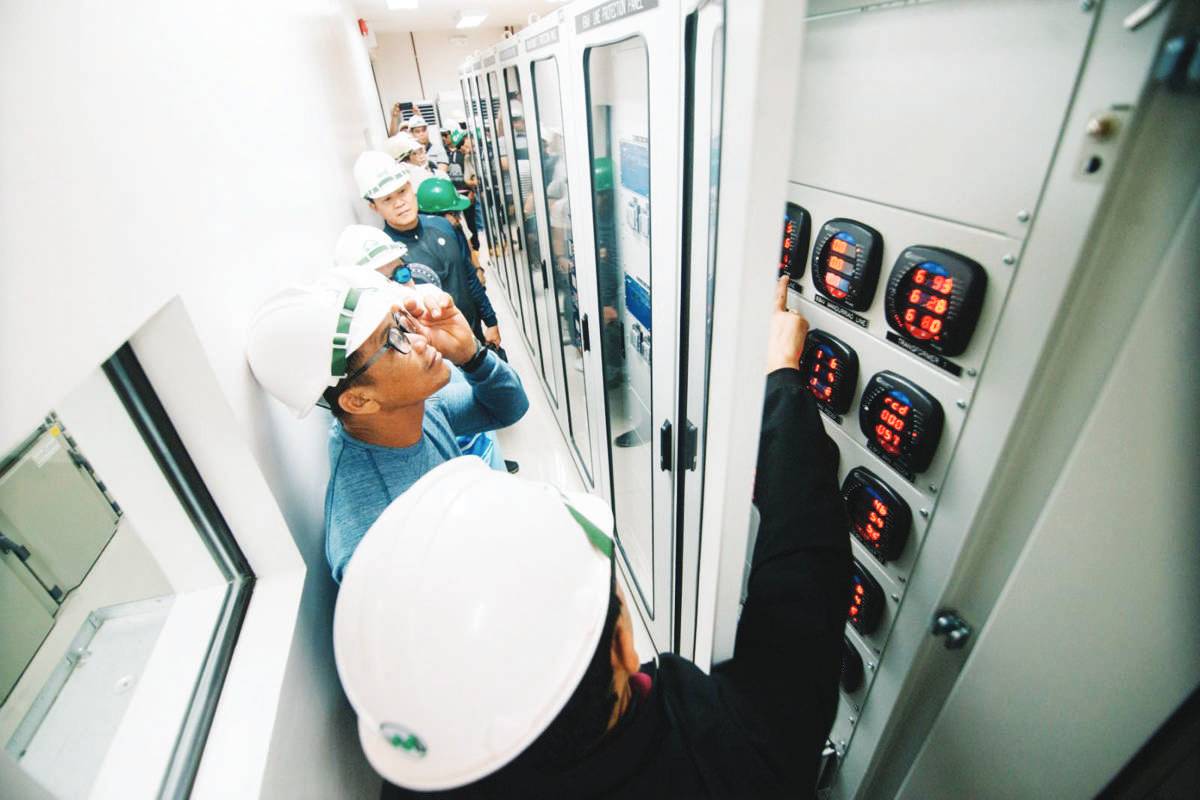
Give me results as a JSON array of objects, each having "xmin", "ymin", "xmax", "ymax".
[{"xmin": 380, "ymin": 723, "xmax": 427, "ymax": 758}]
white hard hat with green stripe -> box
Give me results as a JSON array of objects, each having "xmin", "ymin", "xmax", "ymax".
[
  {"xmin": 333, "ymin": 456, "xmax": 616, "ymax": 791},
  {"xmin": 354, "ymin": 150, "xmax": 411, "ymax": 200},
  {"xmin": 335, "ymin": 224, "xmax": 408, "ymax": 273},
  {"xmin": 245, "ymin": 280, "xmax": 396, "ymax": 417}
]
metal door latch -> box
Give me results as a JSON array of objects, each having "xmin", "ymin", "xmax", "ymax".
[{"xmin": 931, "ymin": 608, "xmax": 972, "ymax": 649}]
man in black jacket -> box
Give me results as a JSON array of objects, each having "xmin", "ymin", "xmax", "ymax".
[{"xmin": 335, "ymin": 276, "xmax": 850, "ymax": 798}]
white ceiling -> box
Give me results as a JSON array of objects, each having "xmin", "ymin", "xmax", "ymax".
[{"xmin": 354, "ymin": 0, "xmax": 564, "ymax": 33}]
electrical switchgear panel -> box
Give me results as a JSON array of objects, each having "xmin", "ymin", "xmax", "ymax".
[
  {"xmin": 800, "ymin": 330, "xmax": 858, "ymax": 415},
  {"xmin": 848, "ymin": 561, "xmax": 884, "ymax": 634},
  {"xmin": 811, "ymin": 218, "xmax": 883, "ymax": 311},
  {"xmin": 843, "ymin": 467, "xmax": 911, "ymax": 563},
  {"xmin": 885, "ymin": 246, "xmax": 988, "ymax": 357},
  {"xmin": 780, "ymin": 202, "xmax": 812, "ymax": 288},
  {"xmin": 841, "ymin": 639, "xmax": 864, "ymax": 693},
  {"xmin": 859, "ymin": 372, "xmax": 943, "ymax": 476}
]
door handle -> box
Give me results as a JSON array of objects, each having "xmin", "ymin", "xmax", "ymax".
[
  {"xmin": 581, "ymin": 314, "xmax": 591, "ymax": 351},
  {"xmin": 660, "ymin": 420, "xmax": 673, "ymax": 471}
]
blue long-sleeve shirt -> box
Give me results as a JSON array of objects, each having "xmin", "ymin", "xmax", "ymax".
[{"xmin": 323, "ymin": 350, "xmax": 528, "ymax": 582}]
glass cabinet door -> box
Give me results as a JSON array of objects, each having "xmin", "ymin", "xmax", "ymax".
[
  {"xmin": 504, "ymin": 64, "xmax": 561, "ymax": 404},
  {"xmin": 476, "ymin": 75, "xmax": 519, "ymax": 305},
  {"xmin": 532, "ymin": 56, "xmax": 595, "ymax": 480},
  {"xmin": 584, "ymin": 37, "xmax": 658, "ymax": 616}
]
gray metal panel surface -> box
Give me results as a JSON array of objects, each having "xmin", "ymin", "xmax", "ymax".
[
  {"xmin": 790, "ymin": 0, "xmax": 1092, "ymax": 239},
  {"xmin": 0, "ymin": 558, "xmax": 54, "ymax": 703}
]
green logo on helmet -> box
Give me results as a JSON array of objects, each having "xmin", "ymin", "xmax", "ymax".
[{"xmin": 381, "ymin": 723, "xmax": 427, "ymax": 758}]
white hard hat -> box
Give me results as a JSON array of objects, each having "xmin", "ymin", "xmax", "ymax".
[
  {"xmin": 245, "ymin": 281, "xmax": 396, "ymax": 417},
  {"xmin": 354, "ymin": 150, "xmax": 411, "ymax": 199},
  {"xmin": 406, "ymin": 114, "xmax": 430, "ymax": 130},
  {"xmin": 335, "ymin": 224, "xmax": 408, "ymax": 272},
  {"xmin": 334, "ymin": 457, "xmax": 615, "ymax": 791},
  {"xmin": 384, "ymin": 132, "xmax": 422, "ymax": 162}
]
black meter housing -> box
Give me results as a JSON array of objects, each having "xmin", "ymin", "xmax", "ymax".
[
  {"xmin": 779, "ymin": 202, "xmax": 812, "ymax": 284},
  {"xmin": 885, "ymin": 245, "xmax": 988, "ymax": 356},
  {"xmin": 841, "ymin": 639, "xmax": 864, "ymax": 693},
  {"xmin": 811, "ymin": 218, "xmax": 884, "ymax": 311},
  {"xmin": 843, "ymin": 467, "xmax": 912, "ymax": 563},
  {"xmin": 859, "ymin": 371, "xmax": 944, "ymax": 474},
  {"xmin": 849, "ymin": 561, "xmax": 884, "ymax": 634},
  {"xmin": 800, "ymin": 330, "xmax": 858, "ymax": 415}
]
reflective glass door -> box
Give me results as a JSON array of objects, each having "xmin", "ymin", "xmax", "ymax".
[
  {"xmin": 504, "ymin": 64, "xmax": 561, "ymax": 403},
  {"xmin": 531, "ymin": 56, "xmax": 595, "ymax": 480},
  {"xmin": 476, "ymin": 75, "xmax": 518, "ymax": 304}
]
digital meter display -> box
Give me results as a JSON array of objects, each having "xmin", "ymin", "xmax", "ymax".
[
  {"xmin": 841, "ymin": 639, "xmax": 864, "ymax": 693},
  {"xmin": 811, "ymin": 218, "xmax": 884, "ymax": 310},
  {"xmin": 859, "ymin": 372, "xmax": 944, "ymax": 474},
  {"xmin": 842, "ymin": 467, "xmax": 912, "ymax": 563},
  {"xmin": 885, "ymin": 246, "xmax": 988, "ymax": 356},
  {"xmin": 799, "ymin": 330, "xmax": 858, "ymax": 414},
  {"xmin": 779, "ymin": 203, "xmax": 812, "ymax": 283},
  {"xmin": 848, "ymin": 561, "xmax": 884, "ymax": 634}
]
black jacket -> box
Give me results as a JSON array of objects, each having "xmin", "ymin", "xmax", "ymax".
[{"xmin": 384, "ymin": 369, "xmax": 850, "ymax": 798}]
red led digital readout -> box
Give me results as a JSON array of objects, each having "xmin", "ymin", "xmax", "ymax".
[
  {"xmin": 780, "ymin": 220, "xmax": 797, "ymax": 274},
  {"xmin": 849, "ymin": 580, "xmax": 866, "ymax": 619},
  {"xmin": 806, "ymin": 346, "xmax": 840, "ymax": 403},
  {"xmin": 821, "ymin": 236, "xmax": 857, "ymax": 300},
  {"xmin": 873, "ymin": 394, "xmax": 911, "ymax": 455},
  {"xmin": 898, "ymin": 265, "xmax": 955, "ymax": 341}
]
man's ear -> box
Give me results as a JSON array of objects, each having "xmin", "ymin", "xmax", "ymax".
[
  {"xmin": 367, "ymin": 199, "xmax": 378, "ymax": 211},
  {"xmin": 337, "ymin": 386, "xmax": 378, "ymax": 416}
]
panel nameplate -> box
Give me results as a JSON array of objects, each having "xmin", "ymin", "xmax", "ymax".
[
  {"xmin": 576, "ymin": 0, "xmax": 659, "ymax": 34},
  {"xmin": 524, "ymin": 28, "xmax": 560, "ymax": 52},
  {"xmin": 482, "ymin": 55, "xmax": 496, "ymax": 67},
  {"xmin": 498, "ymin": 45, "xmax": 518, "ymax": 62}
]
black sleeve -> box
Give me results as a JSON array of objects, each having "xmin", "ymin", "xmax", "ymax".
[{"xmin": 713, "ymin": 368, "xmax": 850, "ymax": 788}]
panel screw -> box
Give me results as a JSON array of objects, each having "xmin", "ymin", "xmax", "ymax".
[
  {"xmin": 1002, "ymin": 254, "xmax": 1016, "ymax": 266},
  {"xmin": 867, "ymin": 662, "xmax": 876, "ymax": 671},
  {"xmin": 956, "ymin": 399, "xmax": 967, "ymax": 409},
  {"xmin": 967, "ymin": 368, "xmax": 978, "ymax": 377},
  {"xmin": 919, "ymin": 508, "xmax": 929, "ymax": 517},
  {"xmin": 848, "ymin": 716, "xmax": 857, "ymax": 725},
  {"xmin": 1080, "ymin": 0, "xmax": 1096, "ymax": 11},
  {"xmin": 1016, "ymin": 210, "xmax": 1031, "ymax": 223},
  {"xmin": 929, "ymin": 484, "xmax": 939, "ymax": 493},
  {"xmin": 839, "ymin": 739, "xmax": 848, "ymax": 750},
  {"xmin": 897, "ymin": 575, "xmax": 907, "ymax": 583},
  {"xmin": 874, "ymin": 647, "xmax": 882, "ymax": 655},
  {"xmin": 891, "ymin": 593, "xmax": 901, "ymax": 602}
]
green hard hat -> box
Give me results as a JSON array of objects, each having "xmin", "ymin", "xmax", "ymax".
[
  {"xmin": 592, "ymin": 157, "xmax": 614, "ymax": 192},
  {"xmin": 417, "ymin": 176, "xmax": 471, "ymax": 213},
  {"xmin": 450, "ymin": 129, "xmax": 467, "ymax": 147}
]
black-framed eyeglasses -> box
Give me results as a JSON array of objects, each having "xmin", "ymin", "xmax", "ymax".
[{"xmin": 342, "ymin": 311, "xmax": 412, "ymax": 388}]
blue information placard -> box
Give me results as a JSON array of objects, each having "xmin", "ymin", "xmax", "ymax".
[
  {"xmin": 619, "ymin": 140, "xmax": 650, "ymax": 198},
  {"xmin": 624, "ymin": 275, "xmax": 651, "ymax": 331}
]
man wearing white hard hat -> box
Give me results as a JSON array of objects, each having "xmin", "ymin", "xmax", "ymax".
[
  {"xmin": 354, "ymin": 150, "xmax": 502, "ymax": 350},
  {"xmin": 246, "ymin": 274, "xmax": 528, "ymax": 583},
  {"xmin": 386, "ymin": 132, "xmax": 435, "ymax": 191},
  {"xmin": 332, "ymin": 224, "xmax": 517, "ymax": 475},
  {"xmin": 336, "ymin": 277, "xmax": 848, "ymax": 797},
  {"xmin": 406, "ymin": 113, "xmax": 449, "ymax": 171}
]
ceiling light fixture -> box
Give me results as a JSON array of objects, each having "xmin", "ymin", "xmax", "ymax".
[{"xmin": 455, "ymin": 10, "xmax": 488, "ymax": 28}]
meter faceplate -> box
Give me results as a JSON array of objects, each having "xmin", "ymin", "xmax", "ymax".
[
  {"xmin": 800, "ymin": 330, "xmax": 859, "ymax": 415},
  {"xmin": 885, "ymin": 245, "xmax": 988, "ymax": 356},
  {"xmin": 859, "ymin": 372, "xmax": 944, "ymax": 474},
  {"xmin": 811, "ymin": 218, "xmax": 884, "ymax": 311},
  {"xmin": 843, "ymin": 467, "xmax": 912, "ymax": 562}
]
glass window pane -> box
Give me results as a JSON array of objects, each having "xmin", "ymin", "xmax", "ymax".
[
  {"xmin": 489, "ymin": 72, "xmax": 535, "ymax": 341},
  {"xmin": 505, "ymin": 65, "xmax": 559, "ymax": 401},
  {"xmin": 532, "ymin": 57, "xmax": 594, "ymax": 476},
  {"xmin": 585, "ymin": 37, "xmax": 655, "ymax": 612}
]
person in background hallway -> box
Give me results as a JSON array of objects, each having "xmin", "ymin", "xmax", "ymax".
[
  {"xmin": 407, "ymin": 115, "xmax": 449, "ymax": 172},
  {"xmin": 245, "ymin": 277, "xmax": 529, "ymax": 584},
  {"xmin": 334, "ymin": 275, "xmax": 848, "ymax": 798},
  {"xmin": 353, "ymin": 151, "xmax": 501, "ymax": 351},
  {"xmin": 445, "ymin": 130, "xmax": 481, "ymax": 266},
  {"xmin": 388, "ymin": 133, "xmax": 435, "ymax": 191},
  {"xmin": 416, "ymin": 177, "xmax": 498, "ymax": 352}
]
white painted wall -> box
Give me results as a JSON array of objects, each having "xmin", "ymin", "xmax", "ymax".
[
  {"xmin": 0, "ymin": 0, "xmax": 388, "ymax": 796},
  {"xmin": 371, "ymin": 27, "xmax": 512, "ymax": 119}
]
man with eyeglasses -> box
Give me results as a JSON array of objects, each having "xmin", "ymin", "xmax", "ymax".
[{"xmin": 246, "ymin": 278, "xmax": 529, "ymax": 583}]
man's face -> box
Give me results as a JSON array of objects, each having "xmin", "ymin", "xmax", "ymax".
[
  {"xmin": 408, "ymin": 147, "xmax": 429, "ymax": 168},
  {"xmin": 342, "ymin": 308, "xmax": 450, "ymax": 413},
  {"xmin": 412, "ymin": 126, "xmax": 430, "ymax": 145},
  {"xmin": 369, "ymin": 182, "xmax": 418, "ymax": 230}
]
